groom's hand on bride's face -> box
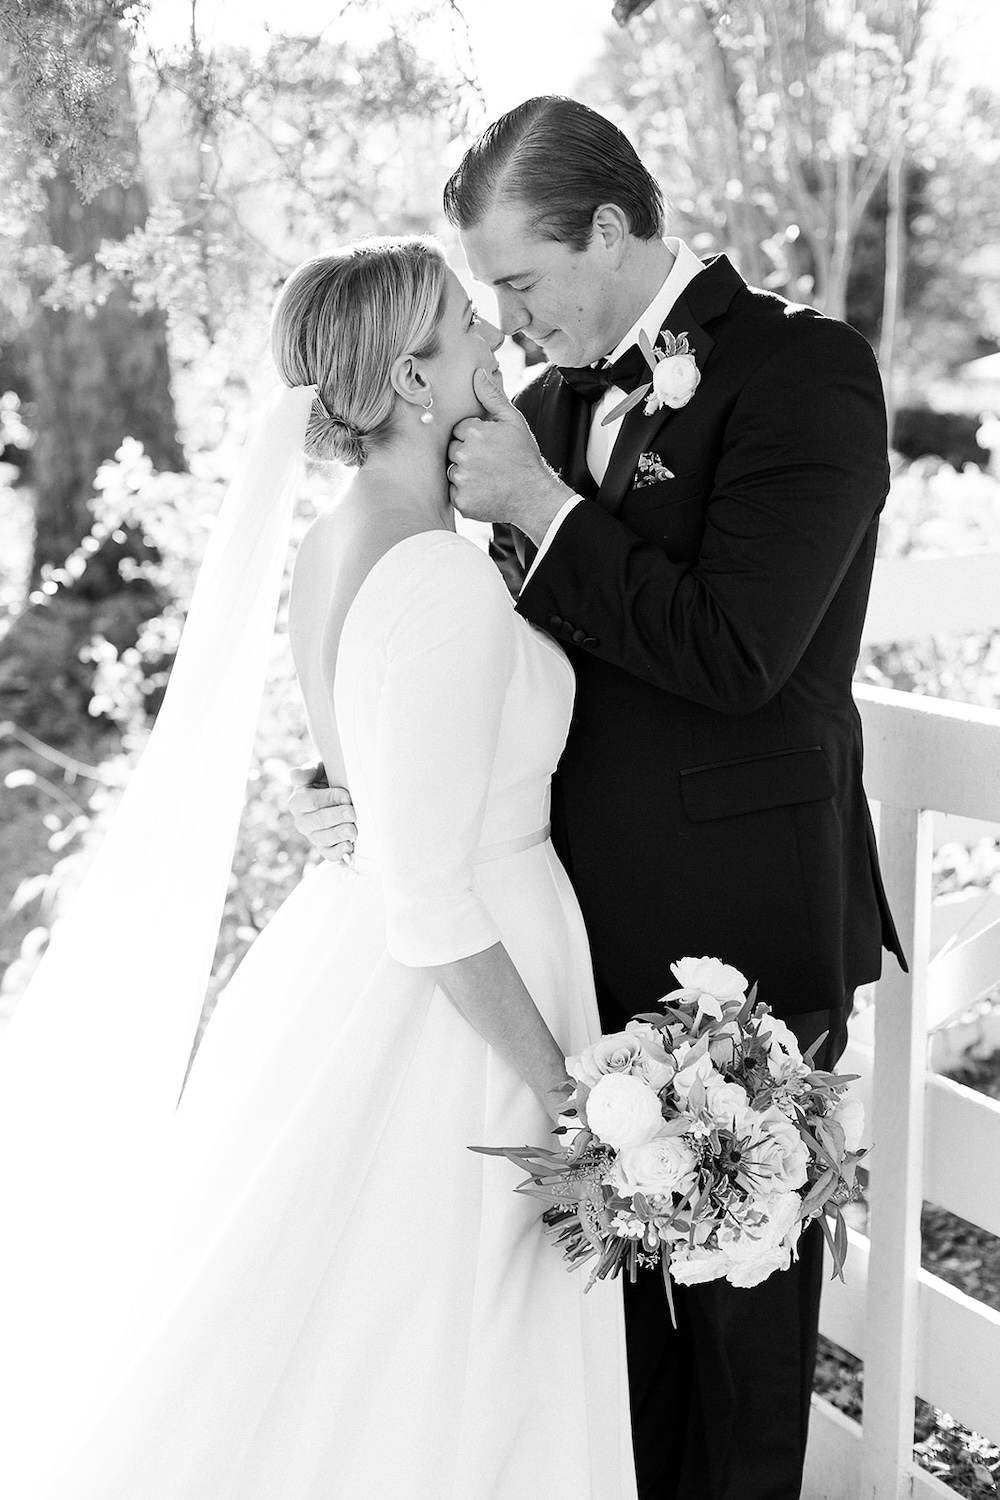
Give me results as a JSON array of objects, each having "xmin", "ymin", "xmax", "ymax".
[
  {"xmin": 288, "ymin": 765, "xmax": 357, "ymax": 863},
  {"xmin": 448, "ymin": 368, "xmax": 574, "ymax": 544}
]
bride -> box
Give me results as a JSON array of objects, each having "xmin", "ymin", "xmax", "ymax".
[{"xmin": 0, "ymin": 236, "xmax": 636, "ymax": 1499}]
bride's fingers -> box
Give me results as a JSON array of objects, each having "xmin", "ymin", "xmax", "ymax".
[
  {"xmin": 289, "ymin": 760, "xmax": 328, "ymax": 789},
  {"xmin": 304, "ymin": 821, "xmax": 358, "ymax": 864},
  {"xmin": 288, "ymin": 791, "xmax": 357, "ymax": 851},
  {"xmin": 294, "ymin": 805, "xmax": 357, "ymax": 840},
  {"xmin": 287, "ymin": 783, "xmax": 352, "ymax": 813}
]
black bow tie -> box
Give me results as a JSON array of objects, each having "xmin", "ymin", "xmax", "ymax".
[{"xmin": 558, "ymin": 343, "xmax": 651, "ymax": 403}]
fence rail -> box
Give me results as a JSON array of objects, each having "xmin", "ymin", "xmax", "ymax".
[{"xmin": 802, "ymin": 683, "xmax": 1000, "ymax": 1500}]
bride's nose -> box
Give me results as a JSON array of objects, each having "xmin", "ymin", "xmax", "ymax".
[{"xmin": 483, "ymin": 320, "xmax": 503, "ymax": 351}]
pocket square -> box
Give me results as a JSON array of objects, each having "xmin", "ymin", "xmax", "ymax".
[{"xmin": 633, "ymin": 452, "xmax": 675, "ymax": 488}]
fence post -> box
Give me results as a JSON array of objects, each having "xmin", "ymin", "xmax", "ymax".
[{"xmin": 859, "ymin": 802, "xmax": 934, "ymax": 1498}]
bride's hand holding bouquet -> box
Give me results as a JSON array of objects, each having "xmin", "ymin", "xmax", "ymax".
[{"xmin": 475, "ymin": 957, "xmax": 865, "ymax": 1297}]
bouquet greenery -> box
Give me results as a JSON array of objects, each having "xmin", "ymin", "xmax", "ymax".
[{"xmin": 475, "ymin": 958, "xmax": 865, "ymax": 1297}]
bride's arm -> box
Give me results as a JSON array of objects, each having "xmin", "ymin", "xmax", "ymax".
[
  {"xmin": 288, "ymin": 760, "xmax": 571, "ymax": 1115},
  {"xmin": 429, "ymin": 945, "xmax": 571, "ymax": 1122},
  {"xmin": 363, "ymin": 536, "xmax": 572, "ymax": 1114}
]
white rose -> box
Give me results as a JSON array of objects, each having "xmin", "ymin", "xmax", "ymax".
[
  {"xmin": 585, "ymin": 1072, "xmax": 665, "ymax": 1151},
  {"xmin": 624, "ymin": 1021, "xmax": 677, "ymax": 1091},
  {"xmin": 703, "ymin": 1078, "xmax": 754, "ymax": 1132},
  {"xmin": 672, "ymin": 1049, "xmax": 723, "ymax": 1103},
  {"xmin": 745, "ymin": 1106, "xmax": 810, "ymax": 1192},
  {"xmin": 707, "ymin": 1021, "xmax": 742, "ymax": 1070},
  {"xmin": 725, "ymin": 1190, "xmax": 802, "ymax": 1255},
  {"xmin": 566, "ymin": 1031, "xmax": 647, "ymax": 1088},
  {"xmin": 648, "ymin": 352, "xmax": 701, "ymax": 411},
  {"xmin": 719, "ymin": 1190, "xmax": 801, "ymax": 1286},
  {"xmin": 831, "ymin": 1093, "xmax": 865, "ymax": 1154},
  {"xmin": 668, "ymin": 1243, "xmax": 730, "ymax": 1286},
  {"xmin": 670, "ymin": 957, "xmax": 748, "ymax": 1004},
  {"xmin": 695, "ymin": 993, "xmax": 724, "ymax": 1023},
  {"xmin": 727, "ymin": 1244, "xmax": 793, "ymax": 1288},
  {"xmin": 612, "ymin": 1130, "xmax": 699, "ymax": 1202},
  {"xmin": 765, "ymin": 1188, "xmax": 804, "ymax": 1246}
]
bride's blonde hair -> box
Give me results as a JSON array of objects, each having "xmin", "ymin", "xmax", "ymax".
[{"xmin": 271, "ymin": 235, "xmax": 448, "ymax": 468}]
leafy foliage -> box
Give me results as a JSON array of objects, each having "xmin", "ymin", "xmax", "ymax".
[
  {"xmin": 592, "ymin": 0, "xmax": 1000, "ymax": 379},
  {"xmin": 0, "ymin": 0, "xmax": 485, "ymax": 1021},
  {"xmin": 591, "ymin": 0, "xmax": 928, "ymax": 304},
  {"xmin": 859, "ymin": 457, "xmax": 1000, "ymax": 708},
  {"xmin": 0, "ymin": 0, "xmax": 148, "ymax": 200}
]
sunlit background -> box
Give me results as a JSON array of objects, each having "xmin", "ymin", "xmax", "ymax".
[{"xmin": 1, "ymin": 4, "xmax": 1000, "ymax": 1486}]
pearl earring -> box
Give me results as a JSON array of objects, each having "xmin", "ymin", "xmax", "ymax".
[{"xmin": 419, "ymin": 394, "xmax": 434, "ymax": 425}]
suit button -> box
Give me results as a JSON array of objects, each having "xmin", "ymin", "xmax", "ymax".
[
  {"xmin": 548, "ymin": 614, "xmax": 564, "ymax": 631},
  {"xmin": 582, "ymin": 636, "xmax": 598, "ymax": 649},
  {"xmin": 571, "ymin": 628, "xmax": 588, "ymax": 645}
]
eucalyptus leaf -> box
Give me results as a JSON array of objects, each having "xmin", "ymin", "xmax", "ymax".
[
  {"xmin": 802, "ymin": 1031, "xmax": 830, "ymax": 1063},
  {"xmin": 601, "ymin": 384, "xmax": 652, "ymax": 426},
  {"xmin": 637, "ymin": 326, "xmax": 658, "ymax": 371},
  {"xmin": 800, "ymin": 1167, "xmax": 837, "ymax": 1216},
  {"xmin": 818, "ymin": 1210, "xmax": 847, "ymax": 1281}
]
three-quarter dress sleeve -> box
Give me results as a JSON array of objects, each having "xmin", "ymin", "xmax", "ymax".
[{"xmin": 373, "ymin": 536, "xmax": 516, "ymax": 967}]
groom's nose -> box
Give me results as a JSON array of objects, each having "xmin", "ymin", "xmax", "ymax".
[{"xmin": 495, "ymin": 286, "xmax": 527, "ymax": 337}]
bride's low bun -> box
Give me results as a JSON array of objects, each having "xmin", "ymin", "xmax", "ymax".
[
  {"xmin": 306, "ymin": 400, "xmax": 368, "ymax": 469},
  {"xmin": 271, "ymin": 237, "xmax": 447, "ymax": 469}
]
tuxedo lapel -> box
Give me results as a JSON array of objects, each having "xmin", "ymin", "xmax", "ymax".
[
  {"xmin": 532, "ymin": 370, "xmax": 595, "ymax": 496},
  {"xmin": 517, "ymin": 369, "xmax": 595, "ymax": 571},
  {"xmin": 596, "ymin": 255, "xmax": 744, "ymax": 516}
]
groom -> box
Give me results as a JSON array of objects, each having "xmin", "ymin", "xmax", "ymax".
[{"xmin": 293, "ymin": 98, "xmax": 903, "ymax": 1499}]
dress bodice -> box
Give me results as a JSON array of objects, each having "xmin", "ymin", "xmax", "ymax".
[{"xmin": 332, "ymin": 531, "xmax": 575, "ymax": 964}]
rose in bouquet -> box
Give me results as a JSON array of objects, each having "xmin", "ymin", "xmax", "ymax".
[{"xmin": 473, "ymin": 958, "xmax": 865, "ymax": 1296}]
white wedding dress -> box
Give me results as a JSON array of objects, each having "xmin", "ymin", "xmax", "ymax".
[{"xmin": 42, "ymin": 530, "xmax": 636, "ymax": 1500}]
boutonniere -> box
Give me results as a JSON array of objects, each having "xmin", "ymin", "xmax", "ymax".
[
  {"xmin": 634, "ymin": 452, "xmax": 675, "ymax": 488},
  {"xmin": 602, "ymin": 329, "xmax": 701, "ymax": 426}
]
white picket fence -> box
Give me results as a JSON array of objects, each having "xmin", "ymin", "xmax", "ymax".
[{"xmin": 804, "ymin": 550, "xmax": 1000, "ymax": 1498}]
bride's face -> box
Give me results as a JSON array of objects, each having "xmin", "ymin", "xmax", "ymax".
[{"xmin": 422, "ymin": 269, "xmax": 502, "ymax": 429}]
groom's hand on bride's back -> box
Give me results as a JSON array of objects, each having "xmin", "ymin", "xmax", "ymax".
[{"xmin": 288, "ymin": 764, "xmax": 357, "ymax": 863}]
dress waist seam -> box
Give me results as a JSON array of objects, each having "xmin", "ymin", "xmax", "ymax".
[{"xmin": 351, "ymin": 824, "xmax": 551, "ymax": 877}]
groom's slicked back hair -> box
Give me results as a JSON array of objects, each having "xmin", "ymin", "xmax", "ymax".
[{"xmin": 443, "ymin": 96, "xmax": 664, "ymax": 251}]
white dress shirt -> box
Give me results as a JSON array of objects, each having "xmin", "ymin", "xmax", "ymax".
[{"xmin": 522, "ymin": 237, "xmax": 706, "ymax": 586}]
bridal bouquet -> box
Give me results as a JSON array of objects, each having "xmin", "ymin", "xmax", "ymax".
[{"xmin": 474, "ymin": 958, "xmax": 865, "ymax": 1294}]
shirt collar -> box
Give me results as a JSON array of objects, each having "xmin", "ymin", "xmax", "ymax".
[{"xmin": 605, "ymin": 237, "xmax": 706, "ymax": 365}]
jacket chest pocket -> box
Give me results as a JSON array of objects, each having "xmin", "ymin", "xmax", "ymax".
[{"xmin": 621, "ymin": 472, "xmax": 707, "ymax": 554}]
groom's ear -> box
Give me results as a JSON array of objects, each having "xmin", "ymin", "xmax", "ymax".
[
  {"xmin": 591, "ymin": 203, "xmax": 630, "ymax": 263},
  {"xmin": 389, "ymin": 353, "xmax": 430, "ymax": 410}
]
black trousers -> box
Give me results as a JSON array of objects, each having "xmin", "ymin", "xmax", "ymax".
[{"xmin": 623, "ymin": 1002, "xmax": 852, "ymax": 1500}]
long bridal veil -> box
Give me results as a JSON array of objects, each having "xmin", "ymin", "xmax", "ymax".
[{"xmin": 0, "ymin": 383, "xmax": 316, "ymax": 1493}]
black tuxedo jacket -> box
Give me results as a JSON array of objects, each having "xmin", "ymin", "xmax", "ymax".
[{"xmin": 494, "ymin": 255, "xmax": 904, "ymax": 1024}]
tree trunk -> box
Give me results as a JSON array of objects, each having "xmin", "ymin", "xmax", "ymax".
[
  {"xmin": 879, "ymin": 139, "xmax": 907, "ymax": 444},
  {"xmin": 691, "ymin": 2, "xmax": 765, "ymax": 287},
  {"xmin": 0, "ymin": 10, "xmax": 183, "ymax": 745},
  {"xmin": 25, "ymin": 19, "xmax": 183, "ymax": 587},
  {"xmin": 824, "ymin": 144, "xmax": 855, "ymax": 322}
]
